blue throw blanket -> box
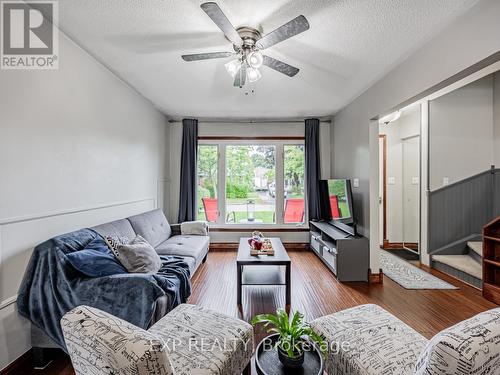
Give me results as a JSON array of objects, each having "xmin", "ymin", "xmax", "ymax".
[{"xmin": 17, "ymin": 229, "xmax": 191, "ymax": 350}]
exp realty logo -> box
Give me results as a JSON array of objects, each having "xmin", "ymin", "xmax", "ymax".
[{"xmin": 1, "ymin": 1, "xmax": 58, "ymax": 69}]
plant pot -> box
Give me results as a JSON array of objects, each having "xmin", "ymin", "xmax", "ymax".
[{"xmin": 277, "ymin": 345, "xmax": 304, "ymax": 368}]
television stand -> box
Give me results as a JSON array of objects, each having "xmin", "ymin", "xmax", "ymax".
[{"xmin": 309, "ymin": 221, "xmax": 369, "ymax": 281}]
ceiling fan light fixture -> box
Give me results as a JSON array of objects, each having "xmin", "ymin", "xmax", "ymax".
[
  {"xmin": 225, "ymin": 59, "xmax": 240, "ymax": 78},
  {"xmin": 246, "ymin": 67, "xmax": 262, "ymax": 83},
  {"xmin": 183, "ymin": 3, "xmax": 310, "ymax": 87},
  {"xmin": 247, "ymin": 51, "xmax": 263, "ymax": 69}
]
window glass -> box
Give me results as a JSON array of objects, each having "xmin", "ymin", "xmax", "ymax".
[
  {"xmin": 197, "ymin": 145, "xmax": 218, "ymax": 222},
  {"xmin": 225, "ymin": 145, "xmax": 276, "ymax": 224},
  {"xmin": 284, "ymin": 145, "xmax": 305, "ymax": 223}
]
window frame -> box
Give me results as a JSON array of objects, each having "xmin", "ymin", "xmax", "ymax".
[{"xmin": 197, "ymin": 139, "xmax": 308, "ymax": 229}]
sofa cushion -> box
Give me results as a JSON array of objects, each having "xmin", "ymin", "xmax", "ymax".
[
  {"xmin": 127, "ymin": 209, "xmax": 171, "ymax": 247},
  {"xmin": 148, "ymin": 304, "xmax": 253, "ymax": 375},
  {"xmin": 179, "ymin": 256, "xmax": 196, "ymax": 275},
  {"xmin": 91, "ymin": 218, "xmax": 136, "ymax": 239},
  {"xmin": 311, "ymin": 304, "xmax": 428, "ymax": 375},
  {"xmin": 415, "ymin": 308, "xmax": 500, "ymax": 375},
  {"xmin": 156, "ymin": 235, "xmax": 209, "ymax": 264}
]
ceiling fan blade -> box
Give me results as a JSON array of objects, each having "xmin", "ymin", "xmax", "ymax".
[
  {"xmin": 262, "ymin": 55, "xmax": 299, "ymax": 77},
  {"xmin": 181, "ymin": 51, "xmax": 234, "ymax": 61},
  {"xmin": 256, "ymin": 15, "xmax": 309, "ymax": 50},
  {"xmin": 200, "ymin": 2, "xmax": 242, "ymax": 47},
  {"xmin": 240, "ymin": 62, "xmax": 247, "ymax": 86},
  {"xmin": 233, "ymin": 62, "xmax": 247, "ymax": 87}
]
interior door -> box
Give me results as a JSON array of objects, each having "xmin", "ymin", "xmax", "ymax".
[{"xmin": 402, "ymin": 136, "xmax": 420, "ymax": 252}]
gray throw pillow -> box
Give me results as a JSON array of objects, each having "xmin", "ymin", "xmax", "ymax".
[{"xmin": 114, "ymin": 235, "xmax": 162, "ymax": 274}]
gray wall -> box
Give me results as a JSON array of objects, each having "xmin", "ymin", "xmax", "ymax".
[
  {"xmin": 428, "ymin": 170, "xmax": 494, "ymax": 252},
  {"xmin": 495, "ymin": 73, "xmax": 500, "ymax": 166},
  {"xmin": 495, "ymin": 170, "xmax": 500, "ymax": 217},
  {"xmin": 331, "ymin": 0, "xmax": 500, "ymax": 237},
  {"xmin": 0, "ymin": 32, "xmax": 168, "ymax": 369},
  {"xmin": 429, "ymin": 76, "xmax": 494, "ymax": 190}
]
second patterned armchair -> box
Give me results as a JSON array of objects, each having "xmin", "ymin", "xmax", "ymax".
[{"xmin": 61, "ymin": 304, "xmax": 253, "ymax": 375}]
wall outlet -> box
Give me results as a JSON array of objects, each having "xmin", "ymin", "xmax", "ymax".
[
  {"xmin": 353, "ymin": 178, "xmax": 359, "ymax": 188},
  {"xmin": 387, "ymin": 177, "xmax": 396, "ymax": 185},
  {"xmin": 412, "ymin": 177, "xmax": 419, "ymax": 185},
  {"xmin": 443, "ymin": 177, "xmax": 449, "ymax": 186}
]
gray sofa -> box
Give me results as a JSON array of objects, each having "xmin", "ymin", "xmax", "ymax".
[
  {"xmin": 93, "ymin": 209, "xmax": 209, "ymax": 275},
  {"xmin": 31, "ymin": 208, "xmax": 210, "ymax": 363}
]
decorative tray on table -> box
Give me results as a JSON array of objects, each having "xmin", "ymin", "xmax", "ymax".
[{"xmin": 249, "ymin": 232, "xmax": 275, "ymax": 256}]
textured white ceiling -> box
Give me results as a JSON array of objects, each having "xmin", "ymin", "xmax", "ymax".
[{"xmin": 56, "ymin": 0, "xmax": 478, "ymax": 119}]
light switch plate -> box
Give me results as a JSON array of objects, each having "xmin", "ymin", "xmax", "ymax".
[
  {"xmin": 443, "ymin": 177, "xmax": 449, "ymax": 186},
  {"xmin": 388, "ymin": 177, "xmax": 396, "ymax": 185},
  {"xmin": 412, "ymin": 177, "xmax": 419, "ymax": 185},
  {"xmin": 353, "ymin": 178, "xmax": 359, "ymax": 188}
]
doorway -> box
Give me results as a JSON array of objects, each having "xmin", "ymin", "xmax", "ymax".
[{"xmin": 379, "ymin": 104, "xmax": 421, "ymax": 261}]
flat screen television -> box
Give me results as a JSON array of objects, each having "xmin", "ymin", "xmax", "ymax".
[{"xmin": 324, "ymin": 179, "xmax": 356, "ymax": 235}]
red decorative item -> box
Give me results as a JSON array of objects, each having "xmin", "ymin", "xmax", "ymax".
[{"xmin": 248, "ymin": 238, "xmax": 263, "ymax": 250}]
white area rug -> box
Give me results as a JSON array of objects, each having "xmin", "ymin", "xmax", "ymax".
[{"xmin": 380, "ymin": 250, "xmax": 458, "ymax": 290}]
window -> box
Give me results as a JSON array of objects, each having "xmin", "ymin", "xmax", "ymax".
[
  {"xmin": 226, "ymin": 145, "xmax": 276, "ymax": 224},
  {"xmin": 284, "ymin": 145, "xmax": 305, "ymax": 223},
  {"xmin": 197, "ymin": 145, "xmax": 218, "ymax": 222},
  {"xmin": 197, "ymin": 140, "xmax": 305, "ymax": 226}
]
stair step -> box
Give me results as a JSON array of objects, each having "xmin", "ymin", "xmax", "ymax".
[
  {"xmin": 467, "ymin": 241, "xmax": 483, "ymax": 257},
  {"xmin": 433, "ymin": 254, "xmax": 482, "ymax": 280}
]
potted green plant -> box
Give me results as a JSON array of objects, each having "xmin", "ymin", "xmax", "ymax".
[{"xmin": 251, "ymin": 308, "xmax": 325, "ymax": 368}]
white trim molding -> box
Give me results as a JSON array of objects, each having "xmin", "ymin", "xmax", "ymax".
[{"xmin": 0, "ymin": 198, "xmax": 155, "ymax": 226}]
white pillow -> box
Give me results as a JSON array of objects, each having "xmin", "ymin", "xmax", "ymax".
[
  {"xmin": 180, "ymin": 221, "xmax": 209, "ymax": 236},
  {"xmin": 414, "ymin": 308, "xmax": 500, "ymax": 374}
]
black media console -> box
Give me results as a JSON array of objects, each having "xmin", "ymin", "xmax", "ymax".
[{"xmin": 309, "ymin": 221, "xmax": 369, "ymax": 282}]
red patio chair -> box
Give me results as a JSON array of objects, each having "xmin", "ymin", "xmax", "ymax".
[
  {"xmin": 202, "ymin": 198, "xmax": 235, "ymax": 222},
  {"xmin": 202, "ymin": 198, "xmax": 218, "ymax": 222},
  {"xmin": 330, "ymin": 195, "xmax": 341, "ymax": 219},
  {"xmin": 284, "ymin": 198, "xmax": 305, "ymax": 223}
]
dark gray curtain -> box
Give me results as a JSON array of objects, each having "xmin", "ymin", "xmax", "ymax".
[
  {"xmin": 305, "ymin": 118, "xmax": 326, "ymax": 221},
  {"xmin": 178, "ymin": 118, "xmax": 198, "ymax": 223}
]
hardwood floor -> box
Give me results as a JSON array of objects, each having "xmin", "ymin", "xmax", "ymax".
[{"xmin": 20, "ymin": 249, "xmax": 496, "ymax": 375}]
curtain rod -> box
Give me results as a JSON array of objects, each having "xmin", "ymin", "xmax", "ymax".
[{"xmin": 168, "ymin": 118, "xmax": 332, "ymax": 124}]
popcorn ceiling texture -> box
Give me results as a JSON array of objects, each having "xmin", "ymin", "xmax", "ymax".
[{"xmin": 54, "ymin": 0, "xmax": 478, "ymax": 118}]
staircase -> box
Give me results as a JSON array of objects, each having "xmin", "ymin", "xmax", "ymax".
[{"xmin": 432, "ymin": 241, "xmax": 482, "ymax": 288}]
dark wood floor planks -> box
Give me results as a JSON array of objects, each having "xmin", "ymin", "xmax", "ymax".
[{"xmin": 18, "ymin": 249, "xmax": 497, "ymax": 375}]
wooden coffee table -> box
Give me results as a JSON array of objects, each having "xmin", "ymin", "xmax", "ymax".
[{"xmin": 237, "ymin": 237, "xmax": 291, "ymax": 306}]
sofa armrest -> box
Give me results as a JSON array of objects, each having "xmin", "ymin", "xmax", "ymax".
[
  {"xmin": 61, "ymin": 305, "xmax": 174, "ymax": 374},
  {"xmin": 170, "ymin": 223, "xmax": 181, "ymax": 236}
]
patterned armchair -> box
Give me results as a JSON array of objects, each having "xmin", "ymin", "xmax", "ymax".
[
  {"xmin": 311, "ymin": 304, "xmax": 500, "ymax": 375},
  {"xmin": 61, "ymin": 304, "xmax": 253, "ymax": 375}
]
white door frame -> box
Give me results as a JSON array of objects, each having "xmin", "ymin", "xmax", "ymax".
[
  {"xmin": 369, "ymin": 120, "xmax": 381, "ymax": 273},
  {"xmin": 369, "ymin": 104, "xmax": 431, "ymax": 268}
]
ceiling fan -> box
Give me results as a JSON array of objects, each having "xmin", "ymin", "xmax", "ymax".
[{"xmin": 181, "ymin": 2, "xmax": 310, "ymax": 87}]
